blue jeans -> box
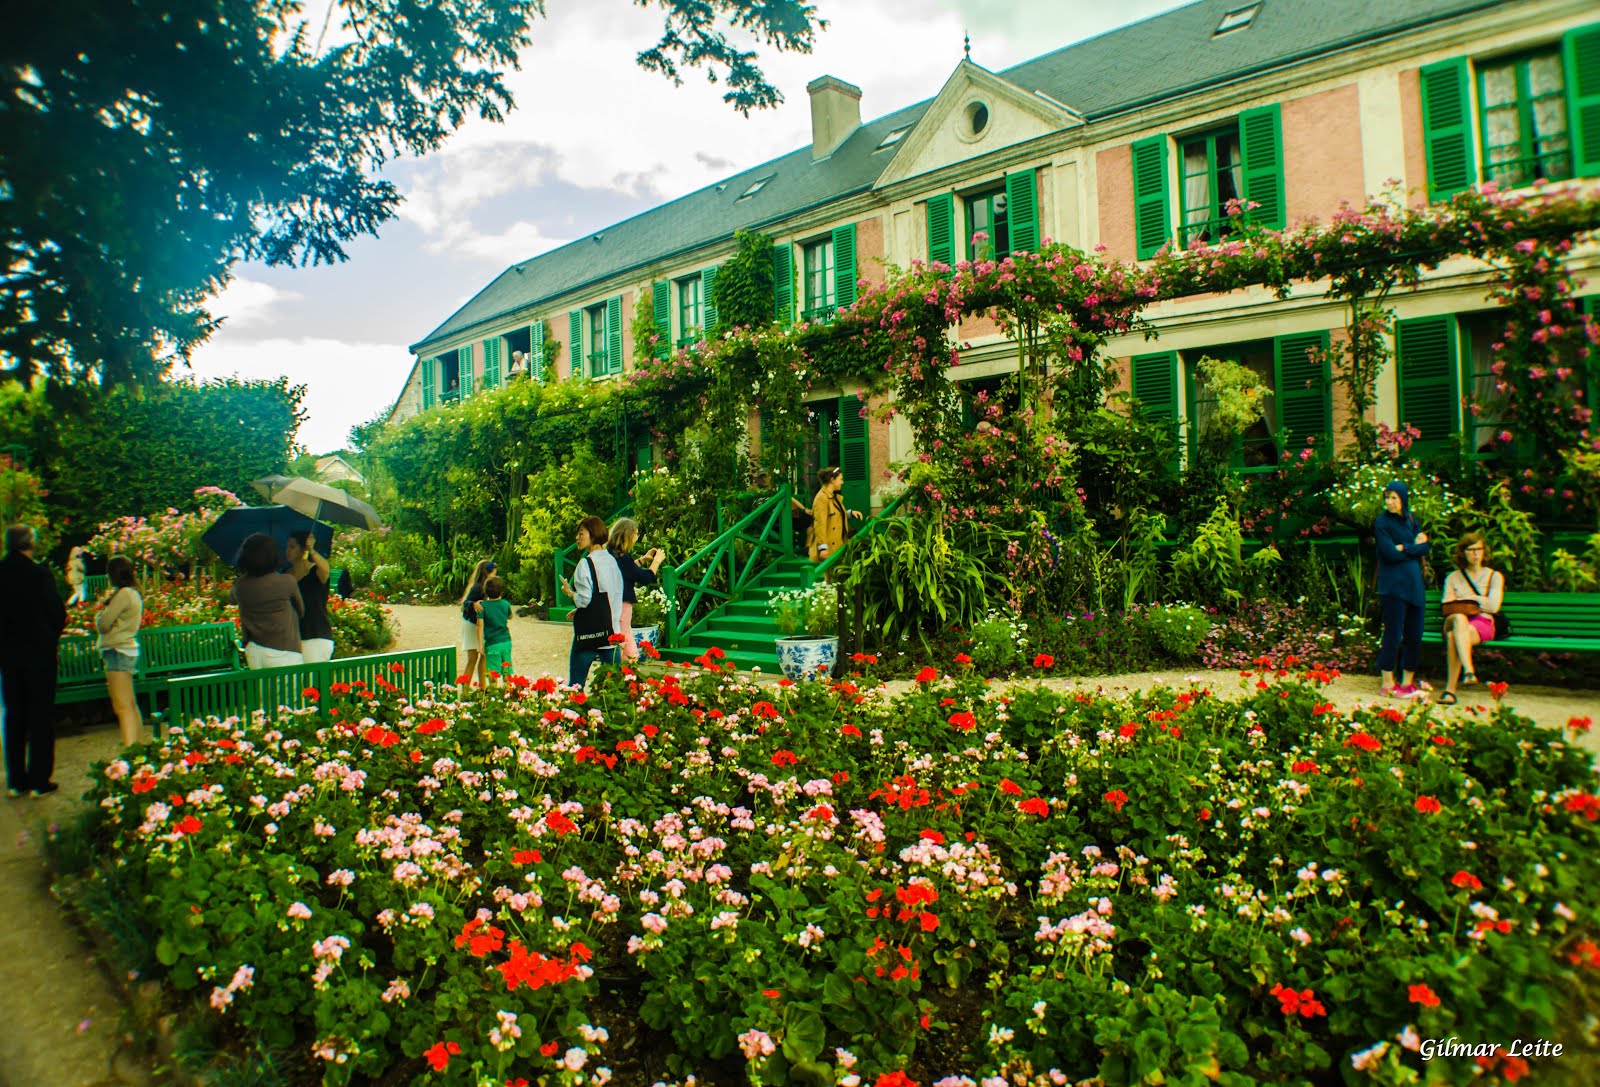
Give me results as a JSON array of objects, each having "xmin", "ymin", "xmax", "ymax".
[
  {"xmin": 1376, "ymin": 594, "xmax": 1423, "ymax": 676},
  {"xmin": 568, "ymin": 645, "xmax": 619, "ymax": 690}
]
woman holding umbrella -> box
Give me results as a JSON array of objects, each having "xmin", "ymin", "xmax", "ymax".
[
  {"xmin": 231, "ymin": 533, "xmax": 304, "ymax": 669},
  {"xmin": 286, "ymin": 530, "xmax": 335, "ymax": 663}
]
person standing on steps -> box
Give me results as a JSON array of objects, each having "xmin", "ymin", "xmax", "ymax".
[
  {"xmin": 808, "ymin": 467, "xmax": 862, "ymax": 563},
  {"xmin": 1374, "ymin": 480, "xmax": 1430, "ymax": 699},
  {"xmin": 95, "ymin": 556, "xmax": 145, "ymax": 745},
  {"xmin": 285, "ymin": 531, "xmax": 335, "ymax": 664},
  {"xmin": 0, "ymin": 524, "xmax": 67, "ymax": 797}
]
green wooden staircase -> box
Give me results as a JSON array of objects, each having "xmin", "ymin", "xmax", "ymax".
[{"xmin": 657, "ymin": 555, "xmax": 810, "ymax": 672}]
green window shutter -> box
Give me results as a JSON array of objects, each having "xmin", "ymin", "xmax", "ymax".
[
  {"xmin": 636, "ymin": 436, "xmax": 652, "ymax": 474},
  {"xmin": 482, "ymin": 338, "xmax": 501, "ymax": 389},
  {"xmin": 651, "ymin": 281, "xmax": 670, "ymax": 359},
  {"xmin": 926, "ymin": 193, "xmax": 955, "ymax": 271},
  {"xmin": 837, "ymin": 394, "xmax": 870, "ymax": 515},
  {"xmin": 606, "ymin": 295, "xmax": 623, "ymax": 374},
  {"xmin": 833, "ymin": 223, "xmax": 858, "ymax": 309},
  {"xmin": 1274, "ymin": 331, "xmax": 1333, "ymax": 456},
  {"xmin": 459, "ymin": 347, "xmax": 474, "ymax": 399},
  {"xmin": 568, "ymin": 311, "xmax": 582, "ymax": 379},
  {"xmin": 420, "ymin": 357, "xmax": 436, "ymax": 409},
  {"xmin": 1238, "ymin": 104, "xmax": 1285, "ymax": 230},
  {"xmin": 1395, "ymin": 315, "xmax": 1459, "ymax": 447},
  {"xmin": 1004, "ymin": 169, "xmax": 1039, "ymax": 254},
  {"xmin": 1131, "ymin": 135, "xmax": 1171, "ymax": 259},
  {"xmin": 530, "ymin": 320, "xmax": 545, "ymax": 383},
  {"xmin": 1420, "ymin": 58, "xmax": 1477, "ymax": 202},
  {"xmin": 702, "ymin": 267, "xmax": 719, "ymax": 335},
  {"xmin": 773, "ymin": 244, "xmax": 794, "ymax": 325},
  {"xmin": 1131, "ymin": 351, "xmax": 1181, "ymax": 471},
  {"xmin": 1565, "ymin": 23, "xmax": 1600, "ymax": 178}
]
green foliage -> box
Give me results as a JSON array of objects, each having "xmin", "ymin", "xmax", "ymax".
[
  {"xmin": 1141, "ymin": 603, "xmax": 1214, "ymax": 660},
  {"xmin": 1193, "ymin": 355, "xmax": 1271, "ymax": 459},
  {"xmin": 1325, "ymin": 460, "xmax": 1456, "ymax": 533},
  {"xmin": 0, "ymin": 452, "xmax": 53, "ymax": 554},
  {"xmin": 1550, "ymin": 545, "xmax": 1600, "ymax": 593},
  {"xmin": 1457, "ymin": 480, "xmax": 1543, "ymax": 587},
  {"xmin": 628, "ymin": 467, "xmax": 718, "ymax": 572},
  {"xmin": 767, "ymin": 582, "xmax": 838, "ymax": 637},
  {"xmin": 633, "ymin": 586, "xmax": 669, "ymax": 626},
  {"xmin": 1074, "ymin": 401, "xmax": 1175, "ymax": 528},
  {"xmin": 514, "ymin": 448, "xmax": 620, "ymax": 597},
  {"xmin": 845, "ymin": 516, "xmax": 1012, "ymax": 652},
  {"xmin": 327, "ymin": 594, "xmax": 397, "ymax": 656},
  {"xmin": 712, "ymin": 230, "xmax": 776, "ymax": 331},
  {"xmin": 0, "ymin": 379, "xmax": 302, "ymax": 555},
  {"xmin": 968, "ymin": 610, "xmax": 1025, "ymax": 673},
  {"xmin": 1171, "ymin": 497, "xmax": 1244, "ymax": 609}
]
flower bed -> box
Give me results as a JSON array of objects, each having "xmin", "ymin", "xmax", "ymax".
[{"xmin": 68, "ymin": 659, "xmax": 1600, "ymax": 1085}]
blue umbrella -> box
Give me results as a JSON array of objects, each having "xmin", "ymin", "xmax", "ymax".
[{"xmin": 202, "ymin": 505, "xmax": 334, "ymax": 567}]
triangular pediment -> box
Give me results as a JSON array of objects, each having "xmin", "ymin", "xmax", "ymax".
[{"xmin": 874, "ymin": 60, "xmax": 1083, "ymax": 189}]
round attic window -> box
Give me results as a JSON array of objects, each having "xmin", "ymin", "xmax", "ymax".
[{"xmin": 959, "ymin": 100, "xmax": 990, "ymax": 142}]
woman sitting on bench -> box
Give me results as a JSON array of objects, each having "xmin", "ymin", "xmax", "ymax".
[{"xmin": 1438, "ymin": 532, "xmax": 1503, "ymax": 705}]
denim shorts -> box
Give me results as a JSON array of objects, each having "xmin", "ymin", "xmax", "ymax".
[{"xmin": 100, "ymin": 649, "xmax": 139, "ymax": 673}]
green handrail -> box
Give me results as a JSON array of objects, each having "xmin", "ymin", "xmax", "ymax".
[
  {"xmin": 552, "ymin": 502, "xmax": 633, "ymax": 603},
  {"xmin": 661, "ymin": 486, "xmax": 794, "ymax": 647},
  {"xmin": 803, "ymin": 489, "xmax": 911, "ymax": 588}
]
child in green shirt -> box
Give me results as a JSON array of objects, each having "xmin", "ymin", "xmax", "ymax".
[{"xmin": 474, "ymin": 576, "xmax": 515, "ymax": 685}]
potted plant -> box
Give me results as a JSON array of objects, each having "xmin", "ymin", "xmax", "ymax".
[
  {"xmin": 767, "ymin": 582, "xmax": 838, "ymax": 681},
  {"xmin": 632, "ymin": 587, "xmax": 667, "ymax": 651}
]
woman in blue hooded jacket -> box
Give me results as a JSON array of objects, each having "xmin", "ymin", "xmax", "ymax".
[{"xmin": 1374, "ymin": 480, "xmax": 1430, "ymax": 697}]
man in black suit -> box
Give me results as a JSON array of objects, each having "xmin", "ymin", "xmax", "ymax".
[{"xmin": 0, "ymin": 524, "xmax": 67, "ymax": 797}]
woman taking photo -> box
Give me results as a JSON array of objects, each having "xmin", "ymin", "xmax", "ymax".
[
  {"xmin": 1374, "ymin": 480, "xmax": 1430, "ymax": 698},
  {"xmin": 458, "ymin": 559, "xmax": 495, "ymax": 686},
  {"xmin": 231, "ymin": 533, "xmax": 304, "ymax": 669},
  {"xmin": 808, "ymin": 467, "xmax": 862, "ymax": 562},
  {"xmin": 559, "ymin": 516, "xmax": 623, "ymax": 689},
  {"xmin": 1437, "ymin": 532, "xmax": 1503, "ymax": 705},
  {"xmin": 95, "ymin": 556, "xmax": 144, "ymax": 744},
  {"xmin": 607, "ymin": 517, "xmax": 664, "ymax": 662},
  {"xmin": 285, "ymin": 531, "xmax": 335, "ymax": 663}
]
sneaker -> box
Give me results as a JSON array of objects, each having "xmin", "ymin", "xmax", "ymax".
[
  {"xmin": 1390, "ymin": 684, "xmax": 1425, "ymax": 700},
  {"xmin": 30, "ymin": 782, "xmax": 59, "ymax": 798},
  {"xmin": 1413, "ymin": 680, "xmax": 1434, "ymax": 692},
  {"xmin": 5, "ymin": 787, "xmax": 23, "ymax": 799}
]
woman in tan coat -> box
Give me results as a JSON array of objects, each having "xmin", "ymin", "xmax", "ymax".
[{"xmin": 808, "ymin": 467, "xmax": 861, "ymax": 561}]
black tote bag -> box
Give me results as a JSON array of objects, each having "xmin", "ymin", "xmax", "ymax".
[{"xmin": 571, "ymin": 556, "xmax": 615, "ymax": 652}]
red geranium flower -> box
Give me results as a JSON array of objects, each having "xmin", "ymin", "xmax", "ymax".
[
  {"xmin": 1018, "ymin": 797, "xmax": 1051, "ymax": 817},
  {"xmin": 1103, "ymin": 789, "xmax": 1128, "ymax": 812},
  {"xmin": 914, "ymin": 666, "xmax": 939, "ymax": 683},
  {"xmin": 1489, "ymin": 681, "xmax": 1509, "ymax": 701},
  {"xmin": 1290, "ymin": 759, "xmax": 1319, "ymax": 775},
  {"xmin": 1414, "ymin": 795, "xmax": 1442, "ymax": 814},
  {"xmin": 771, "ymin": 749, "xmax": 799, "ymax": 767},
  {"xmin": 1033, "ymin": 653, "xmax": 1054, "ymax": 668},
  {"xmin": 1408, "ymin": 983, "xmax": 1441, "ymax": 1007},
  {"xmin": 423, "ymin": 1041, "xmax": 460, "ymax": 1071},
  {"xmin": 1343, "ymin": 732, "xmax": 1381, "ymax": 752},
  {"xmin": 998, "ymin": 778, "xmax": 1022, "ymax": 795},
  {"xmin": 1569, "ymin": 716, "xmax": 1593, "ymax": 735},
  {"xmin": 953, "ymin": 653, "xmax": 972, "ymax": 665},
  {"xmin": 540, "ymin": 1041, "xmax": 559, "ymax": 1057},
  {"xmin": 947, "ymin": 711, "xmax": 977, "ymax": 731},
  {"xmin": 513, "ymin": 849, "xmax": 541, "ymax": 865},
  {"xmin": 919, "ymin": 829, "xmax": 945, "ymax": 844},
  {"xmin": 1451, "ymin": 870, "xmax": 1483, "ymax": 891},
  {"xmin": 544, "ymin": 811, "xmax": 577, "ymax": 836},
  {"xmin": 416, "ymin": 717, "xmax": 448, "ymax": 735},
  {"xmin": 173, "ymin": 815, "xmax": 202, "ymax": 836}
]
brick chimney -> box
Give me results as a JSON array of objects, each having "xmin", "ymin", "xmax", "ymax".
[{"xmin": 807, "ymin": 76, "xmax": 862, "ymax": 160}]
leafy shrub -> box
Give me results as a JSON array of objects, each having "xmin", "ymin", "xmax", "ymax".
[
  {"xmin": 1171, "ymin": 496, "xmax": 1244, "ymax": 607},
  {"xmin": 1200, "ymin": 599, "xmax": 1373, "ymax": 672},
  {"xmin": 1141, "ymin": 603, "xmax": 1213, "ymax": 660},
  {"xmin": 846, "ymin": 516, "xmax": 1012, "ymax": 653},
  {"xmin": 767, "ymin": 582, "xmax": 837, "ymax": 637},
  {"xmin": 515, "ymin": 448, "xmax": 619, "ymax": 597},
  {"xmin": 74, "ymin": 665, "xmax": 1600, "ymax": 1084},
  {"xmin": 327, "ymin": 595, "xmax": 396, "ymax": 656},
  {"xmin": 968, "ymin": 610, "xmax": 1026, "ymax": 673}
]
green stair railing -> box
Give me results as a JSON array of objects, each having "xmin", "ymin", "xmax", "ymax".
[
  {"xmin": 661, "ymin": 486, "xmax": 795, "ymax": 647},
  {"xmin": 802, "ymin": 489, "xmax": 911, "ymax": 588},
  {"xmin": 552, "ymin": 502, "xmax": 633, "ymax": 604}
]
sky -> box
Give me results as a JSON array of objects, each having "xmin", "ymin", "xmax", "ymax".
[{"xmin": 191, "ymin": 0, "xmax": 1191, "ymax": 454}]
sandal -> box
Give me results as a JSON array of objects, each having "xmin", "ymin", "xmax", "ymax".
[
  {"xmin": 1437, "ymin": 692, "xmax": 1458, "ymax": 705},
  {"xmin": 1460, "ymin": 672, "xmax": 1478, "ymax": 686}
]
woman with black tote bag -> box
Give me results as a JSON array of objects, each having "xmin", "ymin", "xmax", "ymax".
[{"xmin": 559, "ymin": 516, "xmax": 624, "ymax": 690}]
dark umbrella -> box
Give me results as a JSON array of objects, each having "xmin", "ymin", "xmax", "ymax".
[{"xmin": 202, "ymin": 505, "xmax": 334, "ymax": 567}]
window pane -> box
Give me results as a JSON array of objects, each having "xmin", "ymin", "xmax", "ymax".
[
  {"xmin": 1216, "ymin": 133, "xmax": 1242, "ymax": 214},
  {"xmin": 1526, "ymin": 54, "xmax": 1564, "ymax": 97},
  {"xmin": 1181, "ymin": 140, "xmax": 1211, "ymax": 231},
  {"xmin": 1480, "ymin": 64, "xmax": 1517, "ymax": 107}
]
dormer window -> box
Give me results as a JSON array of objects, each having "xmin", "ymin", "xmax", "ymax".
[
  {"xmin": 876, "ymin": 125, "xmax": 911, "ymax": 151},
  {"xmin": 737, "ymin": 174, "xmax": 775, "ymax": 200},
  {"xmin": 1214, "ymin": 3, "xmax": 1261, "ymax": 36}
]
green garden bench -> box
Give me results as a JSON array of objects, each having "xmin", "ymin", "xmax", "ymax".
[
  {"xmin": 1422, "ymin": 591, "xmax": 1600, "ymax": 655},
  {"xmin": 83, "ymin": 573, "xmax": 109, "ymax": 598},
  {"xmin": 163, "ymin": 645, "xmax": 456, "ymax": 733},
  {"xmin": 56, "ymin": 622, "xmax": 243, "ymax": 716}
]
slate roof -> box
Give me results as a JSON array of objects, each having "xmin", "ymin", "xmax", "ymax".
[{"xmin": 410, "ymin": 0, "xmax": 1510, "ymax": 354}]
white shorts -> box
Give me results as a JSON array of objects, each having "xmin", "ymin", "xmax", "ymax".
[
  {"xmin": 300, "ymin": 637, "xmax": 335, "ymax": 663},
  {"xmin": 245, "ymin": 644, "xmax": 304, "ymax": 670},
  {"xmin": 460, "ymin": 619, "xmax": 481, "ymax": 651}
]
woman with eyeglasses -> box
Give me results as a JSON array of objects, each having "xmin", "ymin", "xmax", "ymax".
[{"xmin": 1437, "ymin": 532, "xmax": 1503, "ymax": 705}]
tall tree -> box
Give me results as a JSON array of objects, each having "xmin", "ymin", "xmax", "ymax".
[{"xmin": 0, "ymin": 0, "xmax": 822, "ymax": 386}]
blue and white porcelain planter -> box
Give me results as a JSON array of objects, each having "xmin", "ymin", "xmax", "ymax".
[
  {"xmin": 634, "ymin": 625, "xmax": 660, "ymax": 651},
  {"xmin": 775, "ymin": 636, "xmax": 838, "ymax": 682}
]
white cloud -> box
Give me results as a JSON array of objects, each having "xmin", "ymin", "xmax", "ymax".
[
  {"xmin": 211, "ymin": 277, "xmax": 303, "ymax": 330},
  {"xmin": 453, "ymin": 220, "xmax": 577, "ymax": 264},
  {"xmin": 183, "ymin": 335, "xmax": 409, "ymax": 454}
]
